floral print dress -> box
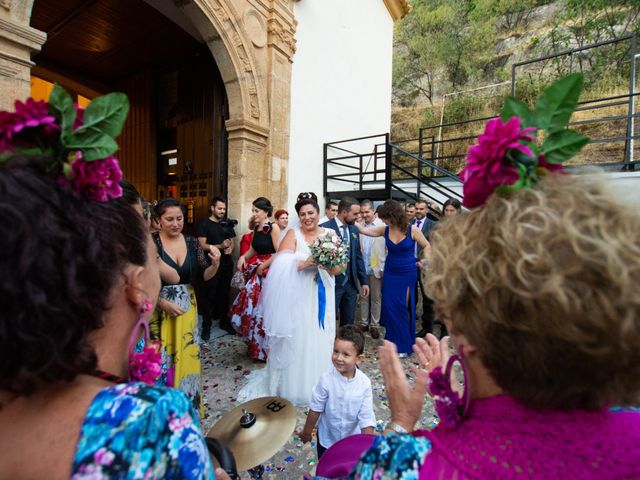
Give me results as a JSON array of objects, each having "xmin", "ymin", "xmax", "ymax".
[
  {"xmin": 71, "ymin": 382, "xmax": 215, "ymax": 479},
  {"xmin": 230, "ymin": 224, "xmax": 276, "ymax": 361}
]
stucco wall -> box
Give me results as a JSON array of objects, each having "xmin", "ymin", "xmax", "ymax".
[{"xmin": 287, "ymin": 0, "xmax": 394, "ymax": 212}]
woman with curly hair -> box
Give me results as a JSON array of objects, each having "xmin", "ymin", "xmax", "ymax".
[
  {"xmin": 326, "ymin": 174, "xmax": 640, "ymax": 479},
  {"xmin": 230, "ymin": 197, "xmax": 281, "ymax": 361},
  {"xmin": 357, "ymin": 199, "xmax": 431, "ymax": 356},
  {"xmin": 152, "ymin": 198, "xmax": 220, "ymax": 413}
]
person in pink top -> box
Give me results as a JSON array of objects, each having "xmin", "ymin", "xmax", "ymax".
[{"xmin": 318, "ymin": 173, "xmax": 640, "ymax": 480}]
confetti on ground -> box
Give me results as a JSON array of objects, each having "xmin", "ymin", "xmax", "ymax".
[{"xmin": 201, "ymin": 305, "xmax": 440, "ymax": 478}]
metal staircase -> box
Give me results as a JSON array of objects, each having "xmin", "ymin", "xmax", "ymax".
[{"xmin": 323, "ymin": 133, "xmax": 463, "ymax": 210}]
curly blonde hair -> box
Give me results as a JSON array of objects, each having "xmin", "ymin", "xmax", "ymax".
[{"xmin": 426, "ymin": 174, "xmax": 640, "ymax": 410}]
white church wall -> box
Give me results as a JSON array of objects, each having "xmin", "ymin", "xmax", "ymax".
[{"xmin": 287, "ymin": 0, "xmax": 394, "ymax": 214}]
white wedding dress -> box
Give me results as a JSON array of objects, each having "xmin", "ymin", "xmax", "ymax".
[{"xmin": 237, "ymin": 227, "xmax": 336, "ymax": 406}]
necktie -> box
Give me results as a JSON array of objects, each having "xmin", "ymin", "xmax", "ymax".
[
  {"xmin": 416, "ymin": 219, "xmax": 422, "ymax": 229},
  {"xmin": 341, "ymin": 224, "xmax": 350, "ymax": 286}
]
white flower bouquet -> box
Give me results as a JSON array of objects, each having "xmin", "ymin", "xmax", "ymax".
[{"xmin": 309, "ymin": 232, "xmax": 347, "ymax": 272}]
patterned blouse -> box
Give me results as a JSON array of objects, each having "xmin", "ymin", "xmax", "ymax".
[{"xmin": 70, "ymin": 382, "xmax": 215, "ymax": 479}]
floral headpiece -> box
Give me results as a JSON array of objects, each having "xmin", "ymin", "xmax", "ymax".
[
  {"xmin": 0, "ymin": 85, "xmax": 129, "ymax": 202},
  {"xmin": 461, "ymin": 73, "xmax": 589, "ymax": 208}
]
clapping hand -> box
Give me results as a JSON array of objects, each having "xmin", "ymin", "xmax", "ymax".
[
  {"xmin": 413, "ymin": 334, "xmax": 450, "ymax": 375},
  {"xmin": 378, "ymin": 340, "xmax": 429, "ymax": 433}
]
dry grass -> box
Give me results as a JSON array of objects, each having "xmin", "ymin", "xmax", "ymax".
[{"xmin": 390, "ymin": 88, "xmax": 636, "ymax": 178}]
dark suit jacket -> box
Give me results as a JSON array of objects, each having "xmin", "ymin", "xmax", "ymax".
[
  {"xmin": 412, "ymin": 216, "xmax": 436, "ymax": 241},
  {"xmin": 321, "ymin": 218, "xmax": 369, "ymax": 288}
]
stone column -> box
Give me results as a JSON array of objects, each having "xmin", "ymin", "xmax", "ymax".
[{"xmin": 0, "ymin": 1, "xmax": 46, "ymax": 109}]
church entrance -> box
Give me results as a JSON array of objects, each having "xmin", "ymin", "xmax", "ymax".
[{"xmin": 29, "ymin": 0, "xmax": 229, "ymax": 229}]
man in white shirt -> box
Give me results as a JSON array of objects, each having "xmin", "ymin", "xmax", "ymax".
[
  {"xmin": 358, "ymin": 199, "xmax": 386, "ymax": 339},
  {"xmin": 319, "ymin": 200, "xmax": 338, "ymax": 225}
]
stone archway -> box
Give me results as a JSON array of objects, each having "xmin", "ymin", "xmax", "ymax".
[{"xmin": 0, "ymin": 0, "xmax": 296, "ymax": 228}]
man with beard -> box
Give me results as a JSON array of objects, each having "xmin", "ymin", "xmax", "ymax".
[
  {"xmin": 197, "ymin": 196, "xmax": 236, "ymax": 339},
  {"xmin": 412, "ymin": 199, "xmax": 436, "ymax": 338},
  {"xmin": 322, "ymin": 197, "xmax": 369, "ymax": 326}
]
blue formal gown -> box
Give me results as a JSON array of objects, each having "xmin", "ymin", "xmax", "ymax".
[{"xmin": 381, "ymin": 225, "xmax": 417, "ymax": 354}]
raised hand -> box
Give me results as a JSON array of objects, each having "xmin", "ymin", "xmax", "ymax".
[{"xmin": 378, "ymin": 340, "xmax": 429, "ymax": 432}]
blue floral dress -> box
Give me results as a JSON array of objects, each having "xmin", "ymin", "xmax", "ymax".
[
  {"xmin": 347, "ymin": 433, "xmax": 431, "ymax": 480},
  {"xmin": 71, "ymin": 382, "xmax": 215, "ymax": 479}
]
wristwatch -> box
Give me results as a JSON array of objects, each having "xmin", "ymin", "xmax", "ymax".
[{"xmin": 385, "ymin": 421, "xmax": 409, "ymax": 434}]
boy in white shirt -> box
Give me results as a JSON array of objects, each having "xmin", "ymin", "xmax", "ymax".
[{"xmin": 298, "ymin": 325, "xmax": 376, "ymax": 458}]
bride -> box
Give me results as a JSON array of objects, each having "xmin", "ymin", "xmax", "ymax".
[{"xmin": 237, "ymin": 193, "xmax": 343, "ymax": 406}]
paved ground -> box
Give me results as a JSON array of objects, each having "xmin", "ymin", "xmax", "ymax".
[{"xmin": 200, "ymin": 328, "xmax": 439, "ymax": 479}]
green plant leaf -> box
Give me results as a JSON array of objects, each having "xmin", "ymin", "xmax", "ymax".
[
  {"xmin": 74, "ymin": 92, "xmax": 129, "ymax": 137},
  {"xmin": 501, "ymin": 97, "xmax": 536, "ymax": 127},
  {"xmin": 48, "ymin": 84, "xmax": 76, "ymax": 136},
  {"xmin": 542, "ymin": 129, "xmax": 589, "ymax": 164},
  {"xmin": 65, "ymin": 130, "xmax": 118, "ymax": 161},
  {"xmin": 534, "ymin": 73, "xmax": 583, "ymax": 132}
]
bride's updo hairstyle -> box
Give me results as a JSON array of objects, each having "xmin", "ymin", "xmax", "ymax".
[
  {"xmin": 295, "ymin": 191, "xmax": 319, "ymax": 214},
  {"xmin": 425, "ymin": 174, "xmax": 640, "ymax": 410},
  {"xmin": 253, "ymin": 196, "xmax": 273, "ymax": 216}
]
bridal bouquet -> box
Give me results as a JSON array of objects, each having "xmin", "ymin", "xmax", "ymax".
[{"xmin": 309, "ymin": 232, "xmax": 347, "ymax": 272}]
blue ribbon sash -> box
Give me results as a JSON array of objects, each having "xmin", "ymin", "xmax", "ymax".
[{"xmin": 317, "ymin": 273, "xmax": 326, "ymax": 330}]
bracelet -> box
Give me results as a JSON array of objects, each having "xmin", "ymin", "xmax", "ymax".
[{"xmin": 385, "ymin": 421, "xmax": 409, "ymax": 434}]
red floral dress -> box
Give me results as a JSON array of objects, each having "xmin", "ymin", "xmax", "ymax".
[{"xmin": 229, "ymin": 225, "xmax": 276, "ymax": 361}]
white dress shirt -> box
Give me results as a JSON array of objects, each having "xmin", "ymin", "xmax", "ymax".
[{"xmin": 309, "ymin": 366, "xmax": 376, "ymax": 449}]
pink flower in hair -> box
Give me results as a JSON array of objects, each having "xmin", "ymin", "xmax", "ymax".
[
  {"xmin": 12, "ymin": 98, "xmax": 56, "ymax": 133},
  {"xmin": 0, "ymin": 99, "xmax": 59, "ymax": 152},
  {"xmin": 537, "ymin": 154, "xmax": 565, "ymax": 175},
  {"xmin": 70, "ymin": 154, "xmax": 123, "ymax": 202},
  {"xmin": 461, "ymin": 117, "xmax": 536, "ymax": 209}
]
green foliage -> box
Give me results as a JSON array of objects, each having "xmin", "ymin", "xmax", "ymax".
[
  {"xmin": 47, "ymin": 84, "xmax": 129, "ymax": 162},
  {"xmin": 394, "ymin": 0, "xmax": 639, "ymax": 110},
  {"xmin": 444, "ymin": 94, "xmax": 487, "ymax": 123},
  {"xmin": 48, "ymin": 85, "xmax": 77, "ymax": 141},
  {"xmin": 75, "ymin": 93, "xmax": 129, "ymax": 138}
]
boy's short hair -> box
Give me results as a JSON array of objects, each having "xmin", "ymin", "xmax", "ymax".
[{"xmin": 337, "ymin": 325, "xmax": 365, "ymax": 355}]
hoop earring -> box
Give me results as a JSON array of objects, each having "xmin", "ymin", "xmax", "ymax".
[
  {"xmin": 128, "ymin": 299, "xmax": 162, "ymax": 385},
  {"xmin": 427, "ymin": 347, "xmax": 470, "ymax": 430}
]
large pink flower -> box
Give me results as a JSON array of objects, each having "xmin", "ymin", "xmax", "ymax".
[
  {"xmin": 70, "ymin": 155, "xmax": 123, "ymax": 202},
  {"xmin": 0, "ymin": 98, "xmax": 59, "ymax": 152},
  {"xmin": 460, "ymin": 117, "xmax": 536, "ymax": 208},
  {"xmin": 12, "ymin": 98, "xmax": 56, "ymax": 133}
]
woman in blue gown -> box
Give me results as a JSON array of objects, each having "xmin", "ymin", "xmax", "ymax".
[{"xmin": 357, "ymin": 200, "xmax": 430, "ymax": 355}]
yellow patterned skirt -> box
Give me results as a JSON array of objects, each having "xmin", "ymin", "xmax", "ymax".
[{"xmin": 151, "ymin": 284, "xmax": 203, "ymax": 416}]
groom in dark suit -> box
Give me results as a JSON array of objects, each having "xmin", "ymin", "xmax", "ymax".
[
  {"xmin": 321, "ymin": 196, "xmax": 369, "ymax": 325},
  {"xmin": 413, "ymin": 199, "xmax": 437, "ymax": 338}
]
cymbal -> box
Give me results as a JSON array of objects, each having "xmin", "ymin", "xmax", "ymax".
[{"xmin": 207, "ymin": 396, "xmax": 297, "ymax": 471}]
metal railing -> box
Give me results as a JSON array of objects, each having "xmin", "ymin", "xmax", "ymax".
[{"xmin": 323, "ymin": 134, "xmax": 462, "ymax": 208}]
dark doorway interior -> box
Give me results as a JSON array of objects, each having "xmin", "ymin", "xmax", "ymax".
[{"xmin": 30, "ymin": 0, "xmax": 229, "ymax": 228}]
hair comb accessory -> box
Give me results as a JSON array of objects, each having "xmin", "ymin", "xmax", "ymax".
[
  {"xmin": 461, "ymin": 73, "xmax": 589, "ymax": 208},
  {"xmin": 0, "ymin": 85, "xmax": 129, "ymax": 202}
]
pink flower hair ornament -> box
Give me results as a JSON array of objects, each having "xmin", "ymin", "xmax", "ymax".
[
  {"xmin": 461, "ymin": 73, "xmax": 590, "ymax": 209},
  {"xmin": 0, "ymin": 85, "xmax": 129, "ymax": 202}
]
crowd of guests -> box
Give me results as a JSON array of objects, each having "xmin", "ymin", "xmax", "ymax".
[{"xmin": 3, "ymin": 87, "xmax": 639, "ymax": 480}]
